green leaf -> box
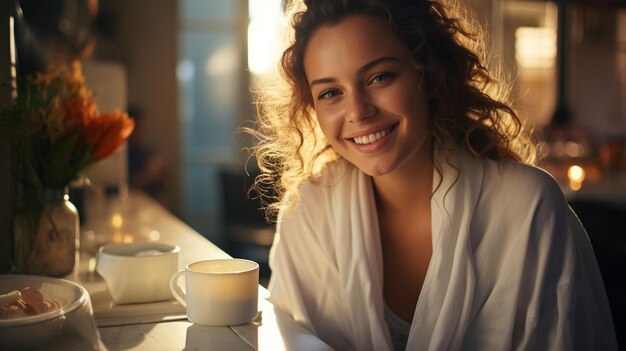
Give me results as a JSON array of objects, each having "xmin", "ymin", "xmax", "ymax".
[
  {"xmin": 19, "ymin": 138, "xmax": 43, "ymax": 191},
  {"xmin": 74, "ymin": 147, "xmax": 93, "ymax": 175},
  {"xmin": 62, "ymin": 147, "xmax": 92, "ymax": 185},
  {"xmin": 41, "ymin": 129, "xmax": 82, "ymax": 187}
]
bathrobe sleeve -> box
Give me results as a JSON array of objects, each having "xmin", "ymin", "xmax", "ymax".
[
  {"xmin": 267, "ymin": 180, "xmax": 357, "ymax": 350},
  {"xmin": 514, "ymin": 182, "xmax": 617, "ymax": 350},
  {"xmin": 268, "ymin": 162, "xmax": 392, "ymax": 351},
  {"xmin": 509, "ymin": 174, "xmax": 617, "ymax": 350},
  {"xmin": 457, "ymin": 162, "xmax": 618, "ymax": 351}
]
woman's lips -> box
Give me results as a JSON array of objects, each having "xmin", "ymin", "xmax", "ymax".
[
  {"xmin": 351, "ymin": 124, "xmax": 398, "ymax": 145},
  {"xmin": 348, "ymin": 123, "xmax": 398, "ymax": 152}
]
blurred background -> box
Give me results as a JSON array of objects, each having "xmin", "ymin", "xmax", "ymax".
[{"xmin": 1, "ymin": 0, "xmax": 625, "ymax": 347}]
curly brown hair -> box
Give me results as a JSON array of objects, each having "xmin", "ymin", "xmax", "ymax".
[{"xmin": 250, "ymin": 0, "xmax": 537, "ymax": 218}]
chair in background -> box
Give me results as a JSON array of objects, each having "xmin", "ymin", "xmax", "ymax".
[{"xmin": 219, "ymin": 167, "xmax": 275, "ymax": 286}]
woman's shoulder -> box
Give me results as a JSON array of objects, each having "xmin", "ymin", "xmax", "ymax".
[
  {"xmin": 479, "ymin": 157, "xmax": 566, "ymax": 205},
  {"xmin": 299, "ymin": 159, "xmax": 360, "ymax": 198},
  {"xmin": 282, "ymin": 159, "xmax": 359, "ymax": 219},
  {"xmin": 276, "ymin": 159, "xmax": 363, "ymax": 255}
]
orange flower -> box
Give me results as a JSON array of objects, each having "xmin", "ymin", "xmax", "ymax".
[
  {"xmin": 79, "ymin": 111, "xmax": 135, "ymax": 161},
  {"xmin": 64, "ymin": 98, "xmax": 97, "ymax": 131},
  {"xmin": 3, "ymin": 60, "xmax": 136, "ymax": 190}
]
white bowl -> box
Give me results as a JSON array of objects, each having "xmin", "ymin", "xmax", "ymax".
[{"xmin": 0, "ymin": 275, "xmax": 99, "ymax": 349}]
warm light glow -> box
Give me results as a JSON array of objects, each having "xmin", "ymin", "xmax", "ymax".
[
  {"xmin": 569, "ymin": 180, "xmax": 582, "ymax": 191},
  {"xmin": 515, "ymin": 26, "xmax": 556, "ymax": 69},
  {"xmin": 111, "ymin": 213, "xmax": 123, "ymax": 229},
  {"xmin": 565, "ymin": 141, "xmax": 585, "ymax": 158},
  {"xmin": 567, "ymin": 165, "xmax": 585, "ymax": 191},
  {"xmin": 568, "ymin": 165, "xmax": 586, "ymax": 183},
  {"xmin": 149, "ymin": 230, "xmax": 161, "ymax": 241},
  {"xmin": 248, "ymin": 0, "xmax": 284, "ymax": 75},
  {"xmin": 83, "ymin": 230, "xmax": 95, "ymax": 241},
  {"xmin": 88, "ymin": 257, "xmax": 97, "ymax": 274},
  {"xmin": 205, "ymin": 44, "xmax": 238, "ymax": 76},
  {"xmin": 123, "ymin": 234, "xmax": 134, "ymax": 243},
  {"xmin": 249, "ymin": 0, "xmax": 281, "ymax": 20},
  {"xmin": 248, "ymin": 20, "xmax": 282, "ymax": 75}
]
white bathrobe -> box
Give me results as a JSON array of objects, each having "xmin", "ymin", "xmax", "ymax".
[{"xmin": 268, "ymin": 150, "xmax": 617, "ymax": 351}]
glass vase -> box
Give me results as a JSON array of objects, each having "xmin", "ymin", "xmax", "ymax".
[{"xmin": 13, "ymin": 188, "xmax": 79, "ymax": 277}]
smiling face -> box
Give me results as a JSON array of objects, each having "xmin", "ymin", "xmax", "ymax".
[{"xmin": 303, "ymin": 14, "xmax": 431, "ymax": 177}]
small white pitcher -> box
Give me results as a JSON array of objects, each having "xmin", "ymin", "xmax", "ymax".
[{"xmin": 96, "ymin": 242, "xmax": 180, "ymax": 304}]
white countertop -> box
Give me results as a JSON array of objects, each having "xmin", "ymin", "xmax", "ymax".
[{"xmin": 57, "ymin": 190, "xmax": 332, "ymax": 351}]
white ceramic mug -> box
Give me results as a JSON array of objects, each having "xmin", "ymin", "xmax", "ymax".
[
  {"xmin": 169, "ymin": 258, "xmax": 259, "ymax": 326},
  {"xmin": 96, "ymin": 242, "xmax": 180, "ymax": 304}
]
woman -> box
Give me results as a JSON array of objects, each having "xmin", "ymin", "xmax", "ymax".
[{"xmin": 251, "ymin": 0, "xmax": 617, "ymax": 350}]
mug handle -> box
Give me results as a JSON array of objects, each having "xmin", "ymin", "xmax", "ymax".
[{"xmin": 169, "ymin": 270, "xmax": 186, "ymax": 306}]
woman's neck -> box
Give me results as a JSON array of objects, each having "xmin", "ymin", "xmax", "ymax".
[
  {"xmin": 373, "ymin": 143, "xmax": 434, "ymax": 323},
  {"xmin": 372, "ymin": 147, "xmax": 434, "ymax": 213}
]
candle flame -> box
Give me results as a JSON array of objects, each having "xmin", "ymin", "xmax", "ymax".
[
  {"xmin": 111, "ymin": 213, "xmax": 123, "ymax": 229},
  {"xmin": 567, "ymin": 165, "xmax": 586, "ymax": 183}
]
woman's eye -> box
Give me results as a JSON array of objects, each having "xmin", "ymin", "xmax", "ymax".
[
  {"xmin": 317, "ymin": 89, "xmax": 342, "ymax": 100},
  {"xmin": 369, "ymin": 72, "xmax": 396, "ymax": 85}
]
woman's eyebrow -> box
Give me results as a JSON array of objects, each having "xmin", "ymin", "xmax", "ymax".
[
  {"xmin": 309, "ymin": 56, "xmax": 401, "ymax": 88},
  {"xmin": 309, "ymin": 77, "xmax": 337, "ymax": 88},
  {"xmin": 357, "ymin": 56, "xmax": 401, "ymax": 75}
]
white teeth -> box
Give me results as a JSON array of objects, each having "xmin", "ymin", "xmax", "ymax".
[{"xmin": 353, "ymin": 126, "xmax": 393, "ymax": 145}]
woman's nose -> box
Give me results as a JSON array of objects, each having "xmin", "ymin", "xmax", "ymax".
[{"xmin": 347, "ymin": 91, "xmax": 376, "ymax": 123}]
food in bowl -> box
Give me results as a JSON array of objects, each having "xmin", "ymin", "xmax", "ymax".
[
  {"xmin": 0, "ymin": 287, "xmax": 60, "ymax": 319},
  {"xmin": 0, "ymin": 275, "xmax": 101, "ymax": 350}
]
